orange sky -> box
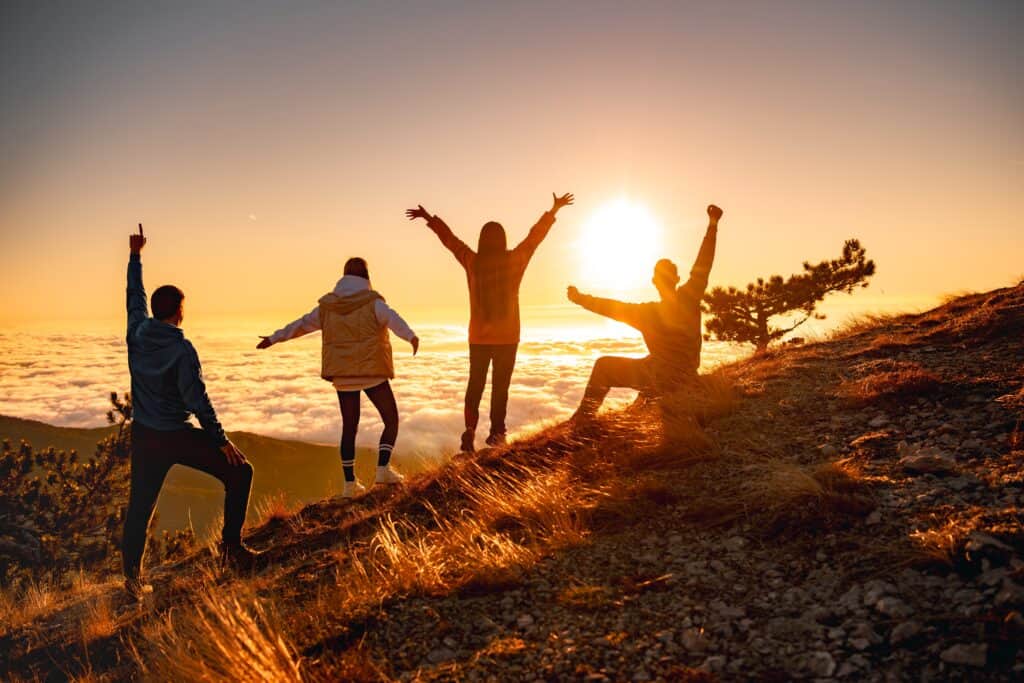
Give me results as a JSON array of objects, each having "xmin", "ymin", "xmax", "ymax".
[{"xmin": 1, "ymin": 1, "xmax": 1021, "ymax": 332}]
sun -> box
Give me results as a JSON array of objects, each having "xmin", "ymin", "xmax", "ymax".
[{"xmin": 576, "ymin": 198, "xmax": 663, "ymax": 295}]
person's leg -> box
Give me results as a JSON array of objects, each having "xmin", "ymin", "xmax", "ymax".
[
  {"xmin": 122, "ymin": 426, "xmax": 172, "ymax": 582},
  {"xmin": 575, "ymin": 356, "xmax": 651, "ymax": 418},
  {"xmin": 487, "ymin": 343, "xmax": 519, "ymax": 444},
  {"xmin": 337, "ymin": 390, "xmax": 361, "ymax": 482},
  {"xmin": 169, "ymin": 427, "xmax": 254, "ymax": 546},
  {"xmin": 364, "ymin": 381, "xmax": 399, "ymax": 467},
  {"xmin": 462, "ymin": 344, "xmax": 492, "ymax": 451}
]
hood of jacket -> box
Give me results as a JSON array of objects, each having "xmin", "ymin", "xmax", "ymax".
[
  {"xmin": 319, "ymin": 275, "xmax": 383, "ymax": 314},
  {"xmin": 131, "ymin": 318, "xmax": 185, "ymax": 352}
]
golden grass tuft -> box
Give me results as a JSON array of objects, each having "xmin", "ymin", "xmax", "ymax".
[
  {"xmin": 134, "ymin": 587, "xmax": 303, "ymax": 682},
  {"xmin": 836, "ymin": 360, "xmax": 942, "ymax": 405},
  {"xmin": 79, "ymin": 595, "xmax": 116, "ymax": 642}
]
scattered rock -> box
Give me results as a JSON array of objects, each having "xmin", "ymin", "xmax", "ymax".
[
  {"xmin": 889, "ymin": 621, "xmax": 922, "ymax": 645},
  {"xmin": 897, "ymin": 441, "xmax": 957, "ymax": 474},
  {"xmin": 805, "ymin": 651, "xmax": 836, "ymax": 677},
  {"xmin": 939, "ymin": 643, "xmax": 987, "ymax": 667}
]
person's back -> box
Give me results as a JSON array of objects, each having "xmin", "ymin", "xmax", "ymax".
[
  {"xmin": 257, "ymin": 257, "xmax": 418, "ymax": 497},
  {"xmin": 407, "ymin": 193, "xmax": 574, "ymax": 450},
  {"xmin": 567, "ymin": 204, "xmax": 722, "ymax": 418}
]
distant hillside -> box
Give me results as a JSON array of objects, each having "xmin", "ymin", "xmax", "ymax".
[{"xmin": 0, "ymin": 415, "xmax": 374, "ymax": 535}]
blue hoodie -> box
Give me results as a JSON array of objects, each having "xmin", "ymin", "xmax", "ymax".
[{"xmin": 126, "ymin": 254, "xmax": 227, "ymax": 445}]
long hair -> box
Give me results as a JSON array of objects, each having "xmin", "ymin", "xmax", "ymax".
[{"xmin": 474, "ymin": 222, "xmax": 510, "ymax": 320}]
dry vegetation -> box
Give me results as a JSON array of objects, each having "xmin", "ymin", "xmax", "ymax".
[{"xmin": 3, "ymin": 282, "xmax": 1023, "ymax": 680}]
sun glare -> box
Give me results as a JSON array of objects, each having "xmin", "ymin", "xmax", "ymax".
[{"xmin": 576, "ymin": 198, "xmax": 663, "ymax": 295}]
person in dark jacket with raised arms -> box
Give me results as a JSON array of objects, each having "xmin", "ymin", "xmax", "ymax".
[
  {"xmin": 567, "ymin": 204, "xmax": 722, "ymax": 419},
  {"xmin": 123, "ymin": 224, "xmax": 259, "ymax": 600},
  {"xmin": 406, "ymin": 193, "xmax": 574, "ymax": 452}
]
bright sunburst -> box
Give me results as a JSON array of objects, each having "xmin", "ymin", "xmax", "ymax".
[{"xmin": 576, "ymin": 198, "xmax": 663, "ymax": 295}]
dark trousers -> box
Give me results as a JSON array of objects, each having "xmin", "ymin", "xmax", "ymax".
[
  {"xmin": 123, "ymin": 423, "xmax": 253, "ymax": 579},
  {"xmin": 578, "ymin": 355, "xmax": 655, "ymax": 415},
  {"xmin": 465, "ymin": 343, "xmax": 518, "ymax": 436},
  {"xmin": 337, "ymin": 381, "xmax": 399, "ymax": 479}
]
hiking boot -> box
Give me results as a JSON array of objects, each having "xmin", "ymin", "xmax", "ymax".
[
  {"xmin": 124, "ymin": 576, "xmax": 153, "ymax": 602},
  {"xmin": 375, "ymin": 465, "xmax": 405, "ymax": 485},
  {"xmin": 460, "ymin": 429, "xmax": 476, "ymax": 453},
  {"xmin": 342, "ymin": 480, "xmax": 367, "ymax": 499},
  {"xmin": 220, "ymin": 541, "xmax": 262, "ymax": 572},
  {"xmin": 485, "ymin": 431, "xmax": 507, "ymax": 447}
]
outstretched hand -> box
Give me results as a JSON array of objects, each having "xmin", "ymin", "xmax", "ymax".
[
  {"xmin": 410, "ymin": 336, "xmax": 420, "ymax": 356},
  {"xmin": 129, "ymin": 223, "xmax": 146, "ymax": 254},
  {"xmin": 566, "ymin": 285, "xmax": 581, "ymax": 303},
  {"xmin": 707, "ymin": 204, "xmax": 723, "ymax": 225},
  {"xmin": 405, "ymin": 205, "xmax": 431, "ymax": 222},
  {"xmin": 551, "ymin": 192, "xmax": 575, "ymax": 213},
  {"xmin": 256, "ymin": 336, "xmax": 272, "ymax": 350}
]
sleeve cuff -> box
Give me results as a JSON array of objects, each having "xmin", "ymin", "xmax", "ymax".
[{"xmin": 129, "ymin": 253, "xmax": 141, "ymax": 262}]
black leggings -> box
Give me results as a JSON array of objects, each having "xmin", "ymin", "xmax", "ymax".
[
  {"xmin": 465, "ymin": 343, "xmax": 518, "ymax": 436},
  {"xmin": 337, "ymin": 381, "xmax": 399, "ymax": 480}
]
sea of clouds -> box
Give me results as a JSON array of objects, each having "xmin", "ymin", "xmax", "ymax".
[{"xmin": 0, "ymin": 323, "xmax": 742, "ymax": 460}]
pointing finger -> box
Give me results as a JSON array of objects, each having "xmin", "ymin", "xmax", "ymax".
[{"xmin": 138, "ymin": 223, "xmax": 144, "ymax": 238}]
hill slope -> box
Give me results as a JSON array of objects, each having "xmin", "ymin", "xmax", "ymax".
[
  {"xmin": 2, "ymin": 283, "xmax": 1022, "ymax": 681},
  {"xmin": 0, "ymin": 416, "xmax": 373, "ymax": 534}
]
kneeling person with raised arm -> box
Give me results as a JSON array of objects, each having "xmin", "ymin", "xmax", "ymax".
[
  {"xmin": 258, "ymin": 258, "xmax": 418, "ymax": 498},
  {"xmin": 123, "ymin": 224, "xmax": 259, "ymax": 601},
  {"xmin": 567, "ymin": 204, "xmax": 722, "ymax": 419}
]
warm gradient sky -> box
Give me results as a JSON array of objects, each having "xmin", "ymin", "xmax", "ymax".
[{"xmin": 1, "ymin": 0, "xmax": 1021, "ymax": 331}]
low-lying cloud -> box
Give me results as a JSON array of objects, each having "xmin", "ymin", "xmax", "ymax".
[{"xmin": 0, "ymin": 327, "xmax": 741, "ymax": 459}]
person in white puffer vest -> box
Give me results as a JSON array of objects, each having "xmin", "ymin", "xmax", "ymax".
[{"xmin": 257, "ymin": 257, "xmax": 419, "ymax": 498}]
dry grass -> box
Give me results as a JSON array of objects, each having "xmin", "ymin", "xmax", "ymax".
[
  {"xmin": 835, "ymin": 360, "xmax": 942, "ymax": 405},
  {"xmin": 0, "ymin": 581, "xmax": 57, "ymax": 635},
  {"xmin": 79, "ymin": 595, "xmax": 116, "ymax": 642},
  {"xmin": 683, "ymin": 457, "xmax": 875, "ymax": 534},
  {"xmin": 134, "ymin": 587, "xmax": 302, "ymax": 682}
]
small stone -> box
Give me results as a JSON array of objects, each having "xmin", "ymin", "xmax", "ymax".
[
  {"xmin": 940, "ymin": 643, "xmax": 987, "ymax": 667},
  {"xmin": 820, "ymin": 443, "xmax": 838, "ymax": 458},
  {"xmin": 875, "ymin": 596, "xmax": 914, "ymax": 618},
  {"xmin": 516, "ymin": 614, "xmax": 534, "ymax": 628},
  {"xmin": 890, "ymin": 621, "xmax": 922, "ymax": 645},
  {"xmin": 680, "ymin": 628, "xmax": 709, "ymax": 652},
  {"xmin": 699, "ymin": 655, "xmax": 726, "ymax": 673},
  {"xmin": 805, "ymin": 651, "xmax": 836, "ymax": 677},
  {"xmin": 869, "ymin": 416, "xmax": 889, "ymax": 428},
  {"xmin": 427, "ymin": 647, "xmax": 456, "ymax": 664},
  {"xmin": 866, "ymin": 510, "xmax": 881, "ymax": 525}
]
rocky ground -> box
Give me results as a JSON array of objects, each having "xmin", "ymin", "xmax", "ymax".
[
  {"xmin": 351, "ymin": 285, "xmax": 1024, "ymax": 681},
  {"xmin": 3, "ymin": 283, "xmax": 1022, "ymax": 682}
]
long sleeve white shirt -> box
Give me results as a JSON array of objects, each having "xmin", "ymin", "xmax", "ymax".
[{"xmin": 267, "ymin": 275, "xmax": 416, "ymax": 390}]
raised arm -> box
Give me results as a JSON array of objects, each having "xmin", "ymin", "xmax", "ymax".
[
  {"xmin": 257, "ymin": 305, "xmax": 322, "ymax": 349},
  {"xmin": 126, "ymin": 223, "xmax": 148, "ymax": 339},
  {"xmin": 680, "ymin": 204, "xmax": 721, "ymax": 297},
  {"xmin": 512, "ymin": 192, "xmax": 574, "ymax": 261},
  {"xmin": 406, "ymin": 205, "xmax": 473, "ymax": 268},
  {"xmin": 566, "ymin": 286, "xmax": 647, "ymax": 330}
]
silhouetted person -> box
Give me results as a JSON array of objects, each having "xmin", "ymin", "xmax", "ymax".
[
  {"xmin": 567, "ymin": 204, "xmax": 722, "ymax": 419},
  {"xmin": 257, "ymin": 258, "xmax": 418, "ymax": 498},
  {"xmin": 123, "ymin": 224, "xmax": 259, "ymax": 601},
  {"xmin": 407, "ymin": 193, "xmax": 574, "ymax": 452}
]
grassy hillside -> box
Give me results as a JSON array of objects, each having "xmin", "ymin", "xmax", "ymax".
[
  {"xmin": 0, "ymin": 416, "xmax": 375, "ymax": 535},
  {"xmin": 2, "ymin": 282, "xmax": 1022, "ymax": 681}
]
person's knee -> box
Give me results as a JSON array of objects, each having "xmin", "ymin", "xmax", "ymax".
[{"xmin": 234, "ymin": 461, "xmax": 254, "ymax": 485}]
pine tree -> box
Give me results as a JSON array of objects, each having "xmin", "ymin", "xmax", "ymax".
[{"xmin": 703, "ymin": 239, "xmax": 876, "ymax": 351}]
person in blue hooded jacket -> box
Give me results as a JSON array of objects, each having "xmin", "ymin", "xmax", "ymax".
[{"xmin": 122, "ymin": 224, "xmax": 259, "ymax": 600}]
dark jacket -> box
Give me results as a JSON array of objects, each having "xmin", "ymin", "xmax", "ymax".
[
  {"xmin": 126, "ymin": 254, "xmax": 227, "ymax": 445},
  {"xmin": 573, "ymin": 225, "xmax": 717, "ymax": 385},
  {"xmin": 427, "ymin": 211, "xmax": 556, "ymax": 344}
]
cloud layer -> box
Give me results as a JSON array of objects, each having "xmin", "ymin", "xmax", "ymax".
[{"xmin": 0, "ymin": 326, "xmax": 741, "ymax": 459}]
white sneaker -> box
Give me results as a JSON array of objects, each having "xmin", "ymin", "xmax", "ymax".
[
  {"xmin": 375, "ymin": 465, "xmax": 405, "ymax": 485},
  {"xmin": 342, "ymin": 480, "xmax": 366, "ymax": 498}
]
